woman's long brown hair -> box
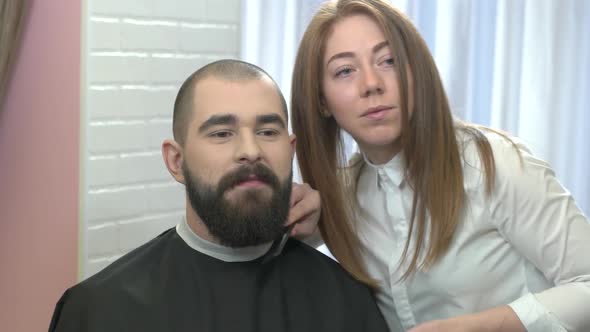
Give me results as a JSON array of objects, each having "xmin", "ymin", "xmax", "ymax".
[{"xmin": 291, "ymin": 0, "xmax": 497, "ymax": 286}]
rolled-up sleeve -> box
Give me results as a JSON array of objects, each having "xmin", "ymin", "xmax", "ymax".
[{"xmin": 488, "ymin": 136, "xmax": 590, "ymax": 332}]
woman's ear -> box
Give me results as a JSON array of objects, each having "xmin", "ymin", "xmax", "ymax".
[
  {"xmin": 319, "ymin": 97, "xmax": 332, "ymax": 118},
  {"xmin": 162, "ymin": 139, "xmax": 185, "ymax": 184}
]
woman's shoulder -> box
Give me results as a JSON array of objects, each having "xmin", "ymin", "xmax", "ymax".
[
  {"xmin": 458, "ymin": 126, "xmax": 556, "ymax": 193},
  {"xmin": 457, "ymin": 126, "xmax": 531, "ymax": 168},
  {"xmin": 456, "ymin": 126, "xmax": 538, "ymax": 196}
]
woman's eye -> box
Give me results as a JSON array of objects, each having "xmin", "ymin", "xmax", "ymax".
[
  {"xmin": 335, "ymin": 67, "xmax": 354, "ymax": 78},
  {"xmin": 382, "ymin": 57, "xmax": 395, "ymax": 66}
]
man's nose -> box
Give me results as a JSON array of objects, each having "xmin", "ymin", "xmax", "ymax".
[{"xmin": 235, "ymin": 133, "xmax": 262, "ymax": 164}]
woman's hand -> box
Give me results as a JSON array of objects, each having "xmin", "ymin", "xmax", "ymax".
[
  {"xmin": 408, "ymin": 306, "xmax": 526, "ymax": 332},
  {"xmin": 408, "ymin": 319, "xmax": 474, "ymax": 332},
  {"xmin": 286, "ymin": 183, "xmax": 321, "ymax": 240}
]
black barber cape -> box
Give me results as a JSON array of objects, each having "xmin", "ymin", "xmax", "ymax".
[{"xmin": 49, "ymin": 227, "xmax": 388, "ymax": 332}]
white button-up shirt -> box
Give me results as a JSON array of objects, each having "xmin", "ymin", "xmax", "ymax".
[{"xmin": 349, "ymin": 132, "xmax": 590, "ymax": 331}]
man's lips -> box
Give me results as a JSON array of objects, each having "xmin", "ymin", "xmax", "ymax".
[
  {"xmin": 236, "ymin": 180, "xmax": 266, "ymax": 188},
  {"xmin": 234, "ymin": 176, "xmax": 268, "ymax": 188}
]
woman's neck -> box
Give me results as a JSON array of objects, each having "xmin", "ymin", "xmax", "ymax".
[{"xmin": 359, "ymin": 141, "xmax": 402, "ymax": 165}]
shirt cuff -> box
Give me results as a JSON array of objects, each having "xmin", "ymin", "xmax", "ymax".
[{"xmin": 508, "ymin": 293, "xmax": 566, "ymax": 332}]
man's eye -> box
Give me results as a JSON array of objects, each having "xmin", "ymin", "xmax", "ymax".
[
  {"xmin": 210, "ymin": 131, "xmax": 233, "ymax": 138},
  {"xmin": 258, "ymin": 129, "xmax": 279, "ymax": 137}
]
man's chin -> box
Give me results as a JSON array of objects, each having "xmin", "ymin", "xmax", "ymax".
[
  {"xmin": 224, "ymin": 185, "xmax": 273, "ymax": 201},
  {"xmin": 227, "ymin": 200, "xmax": 273, "ymax": 214}
]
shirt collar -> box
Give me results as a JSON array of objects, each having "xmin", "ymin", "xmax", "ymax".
[
  {"xmin": 362, "ymin": 152, "xmax": 406, "ymax": 188},
  {"xmin": 176, "ymin": 216, "xmax": 273, "ymax": 262}
]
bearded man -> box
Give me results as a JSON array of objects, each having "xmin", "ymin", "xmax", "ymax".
[{"xmin": 48, "ymin": 59, "xmax": 388, "ymax": 332}]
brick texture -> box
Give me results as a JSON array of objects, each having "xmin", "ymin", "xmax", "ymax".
[{"xmin": 84, "ymin": 0, "xmax": 241, "ymax": 278}]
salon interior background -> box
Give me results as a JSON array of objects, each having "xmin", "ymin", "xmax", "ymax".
[
  {"xmin": 0, "ymin": 1, "xmax": 587, "ymax": 331},
  {"xmin": 242, "ymin": 0, "xmax": 590, "ymax": 215},
  {"xmin": 85, "ymin": 0, "xmax": 589, "ymax": 278}
]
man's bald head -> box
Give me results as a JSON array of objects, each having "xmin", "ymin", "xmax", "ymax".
[{"xmin": 173, "ymin": 59, "xmax": 288, "ymax": 146}]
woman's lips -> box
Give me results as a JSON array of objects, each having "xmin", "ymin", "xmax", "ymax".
[{"xmin": 363, "ymin": 106, "xmax": 393, "ymax": 120}]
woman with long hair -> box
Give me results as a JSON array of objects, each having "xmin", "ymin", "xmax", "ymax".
[{"xmin": 289, "ymin": 0, "xmax": 590, "ymax": 331}]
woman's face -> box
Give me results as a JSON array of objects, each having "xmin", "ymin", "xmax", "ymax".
[{"xmin": 321, "ymin": 14, "xmax": 413, "ymax": 164}]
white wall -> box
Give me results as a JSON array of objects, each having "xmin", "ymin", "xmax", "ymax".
[{"xmin": 83, "ymin": 0, "xmax": 241, "ymax": 277}]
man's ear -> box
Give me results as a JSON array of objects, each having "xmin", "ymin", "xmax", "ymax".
[
  {"xmin": 289, "ymin": 134, "xmax": 297, "ymax": 158},
  {"xmin": 162, "ymin": 139, "xmax": 185, "ymax": 184}
]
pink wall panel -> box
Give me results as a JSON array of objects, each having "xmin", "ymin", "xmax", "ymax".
[{"xmin": 0, "ymin": 0, "xmax": 81, "ymax": 331}]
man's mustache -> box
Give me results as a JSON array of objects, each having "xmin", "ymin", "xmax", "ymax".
[{"xmin": 217, "ymin": 163, "xmax": 280, "ymax": 193}]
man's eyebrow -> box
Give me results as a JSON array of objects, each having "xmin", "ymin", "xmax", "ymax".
[
  {"xmin": 326, "ymin": 41, "xmax": 390, "ymax": 66},
  {"xmin": 256, "ymin": 113, "xmax": 286, "ymax": 129},
  {"xmin": 198, "ymin": 114, "xmax": 237, "ymax": 134}
]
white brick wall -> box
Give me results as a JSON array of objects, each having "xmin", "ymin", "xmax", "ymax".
[{"xmin": 83, "ymin": 0, "xmax": 241, "ymax": 278}]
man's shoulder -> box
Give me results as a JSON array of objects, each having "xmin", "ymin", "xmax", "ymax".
[
  {"xmin": 72, "ymin": 227, "xmax": 179, "ymax": 295},
  {"xmin": 280, "ymin": 239, "xmax": 371, "ymax": 292},
  {"xmin": 50, "ymin": 228, "xmax": 187, "ymax": 331},
  {"xmin": 282, "ymin": 239, "xmax": 336, "ymax": 264},
  {"xmin": 276, "ymin": 239, "xmax": 385, "ymax": 327}
]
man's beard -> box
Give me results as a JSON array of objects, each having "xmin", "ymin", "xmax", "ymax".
[{"xmin": 183, "ymin": 162, "xmax": 292, "ymax": 248}]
